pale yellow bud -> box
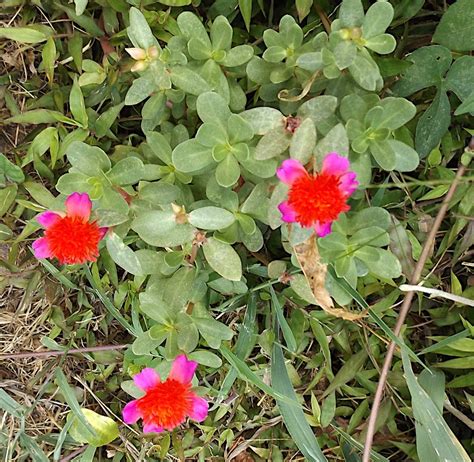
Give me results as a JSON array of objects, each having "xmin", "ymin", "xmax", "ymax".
[{"xmin": 125, "ymin": 47, "xmax": 147, "ymax": 61}]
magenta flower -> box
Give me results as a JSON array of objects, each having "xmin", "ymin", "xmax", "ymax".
[
  {"xmin": 122, "ymin": 355, "xmax": 208, "ymax": 433},
  {"xmin": 277, "ymin": 153, "xmax": 358, "ymax": 237},
  {"xmin": 32, "ymin": 193, "xmax": 108, "ymax": 264}
]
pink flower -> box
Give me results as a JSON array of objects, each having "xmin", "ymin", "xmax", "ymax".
[
  {"xmin": 32, "ymin": 193, "xmax": 108, "ymax": 264},
  {"xmin": 277, "ymin": 153, "xmax": 358, "ymax": 237},
  {"xmin": 122, "ymin": 355, "xmax": 208, "ymax": 433}
]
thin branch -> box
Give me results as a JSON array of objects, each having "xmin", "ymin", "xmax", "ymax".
[
  {"xmin": 444, "ymin": 401, "xmax": 474, "ymax": 431},
  {"xmin": 399, "ymin": 284, "xmax": 474, "ymax": 307},
  {"xmin": 0, "ymin": 344, "xmax": 128, "ymax": 360},
  {"xmin": 362, "ymin": 163, "xmax": 467, "ymax": 462}
]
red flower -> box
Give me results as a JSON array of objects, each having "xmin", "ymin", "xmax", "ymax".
[
  {"xmin": 122, "ymin": 355, "xmax": 208, "ymax": 433},
  {"xmin": 32, "ymin": 193, "xmax": 107, "ymax": 265},
  {"xmin": 277, "ymin": 153, "xmax": 358, "ymax": 236}
]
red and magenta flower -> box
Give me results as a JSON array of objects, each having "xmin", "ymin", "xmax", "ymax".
[
  {"xmin": 122, "ymin": 355, "xmax": 208, "ymax": 433},
  {"xmin": 277, "ymin": 153, "xmax": 358, "ymax": 237},
  {"xmin": 32, "ymin": 192, "xmax": 107, "ymax": 265}
]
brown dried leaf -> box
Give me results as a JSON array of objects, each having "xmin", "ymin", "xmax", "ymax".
[{"xmin": 293, "ymin": 235, "xmax": 366, "ymax": 321}]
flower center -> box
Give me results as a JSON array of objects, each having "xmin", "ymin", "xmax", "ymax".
[
  {"xmin": 44, "ymin": 216, "xmax": 101, "ymax": 265},
  {"xmin": 288, "ymin": 172, "xmax": 350, "ymax": 227},
  {"xmin": 136, "ymin": 379, "xmax": 193, "ymax": 430}
]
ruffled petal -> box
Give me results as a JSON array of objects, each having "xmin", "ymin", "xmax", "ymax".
[
  {"xmin": 278, "ymin": 201, "xmax": 297, "ymax": 223},
  {"xmin": 98, "ymin": 227, "xmax": 109, "ymax": 240},
  {"xmin": 188, "ymin": 395, "xmax": 208, "ymax": 422},
  {"xmin": 276, "ymin": 159, "xmax": 307, "ymax": 185},
  {"xmin": 32, "ymin": 238, "xmax": 52, "ymax": 259},
  {"xmin": 133, "ymin": 368, "xmax": 160, "ymax": 391},
  {"xmin": 65, "ymin": 193, "xmax": 92, "ymax": 221},
  {"xmin": 339, "ymin": 171, "xmax": 358, "ymax": 196},
  {"xmin": 36, "ymin": 211, "xmax": 62, "ymax": 228},
  {"xmin": 314, "ymin": 221, "xmax": 332, "ymax": 237},
  {"xmin": 168, "ymin": 355, "xmax": 197, "ymax": 384},
  {"xmin": 321, "ymin": 152, "xmax": 350, "ymax": 177},
  {"xmin": 122, "ymin": 400, "xmax": 142, "ymax": 424},
  {"xmin": 143, "ymin": 422, "xmax": 164, "ymax": 434}
]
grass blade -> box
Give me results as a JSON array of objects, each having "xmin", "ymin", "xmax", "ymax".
[
  {"xmin": 271, "ymin": 343, "xmax": 327, "ymax": 462},
  {"xmin": 0, "ymin": 389, "xmax": 25, "ymax": 418},
  {"xmin": 401, "ymin": 349, "xmax": 471, "ymax": 462},
  {"xmin": 270, "ymin": 286, "xmax": 297, "ymax": 352},
  {"xmin": 55, "ymin": 369, "xmax": 95, "ymax": 439}
]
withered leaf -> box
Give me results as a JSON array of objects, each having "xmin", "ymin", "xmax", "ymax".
[{"xmin": 293, "ymin": 235, "xmax": 366, "ymax": 321}]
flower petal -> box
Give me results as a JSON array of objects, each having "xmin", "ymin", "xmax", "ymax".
[
  {"xmin": 278, "ymin": 201, "xmax": 297, "ymax": 223},
  {"xmin": 321, "ymin": 152, "xmax": 350, "ymax": 177},
  {"xmin": 188, "ymin": 395, "xmax": 208, "ymax": 422},
  {"xmin": 125, "ymin": 47, "xmax": 147, "ymax": 60},
  {"xmin": 143, "ymin": 422, "xmax": 164, "ymax": 434},
  {"xmin": 32, "ymin": 238, "xmax": 52, "ymax": 259},
  {"xmin": 123, "ymin": 400, "xmax": 142, "ymax": 424},
  {"xmin": 276, "ymin": 159, "xmax": 307, "ymax": 185},
  {"xmin": 133, "ymin": 368, "xmax": 160, "ymax": 391},
  {"xmin": 168, "ymin": 355, "xmax": 197, "ymax": 384},
  {"xmin": 98, "ymin": 227, "xmax": 109, "ymax": 240},
  {"xmin": 65, "ymin": 193, "xmax": 92, "ymax": 221},
  {"xmin": 339, "ymin": 171, "xmax": 358, "ymax": 196},
  {"xmin": 314, "ymin": 221, "xmax": 332, "ymax": 237},
  {"xmin": 36, "ymin": 211, "xmax": 62, "ymax": 228}
]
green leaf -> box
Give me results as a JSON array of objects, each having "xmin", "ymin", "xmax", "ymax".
[
  {"xmin": 392, "ymin": 45, "xmax": 452, "ymax": 97},
  {"xmin": 132, "ymin": 210, "xmax": 195, "ymax": 247},
  {"xmin": 125, "ymin": 76, "xmax": 155, "ymax": 105},
  {"xmin": 415, "ymin": 89, "xmax": 451, "ymax": 159},
  {"xmin": 0, "ymin": 153, "xmax": 24, "ymax": 184},
  {"xmin": 355, "ymin": 247, "xmax": 402, "ymax": 279},
  {"xmin": 402, "ymin": 349, "xmax": 471, "ymax": 462},
  {"xmin": 107, "ymin": 157, "xmax": 144, "ymax": 185},
  {"xmin": 172, "ymin": 139, "xmax": 214, "ymax": 173},
  {"xmin": 170, "ymin": 66, "xmax": 212, "ymax": 96},
  {"xmin": 0, "ymin": 27, "xmax": 50, "ymax": 43},
  {"xmin": 94, "ymin": 103, "xmax": 124, "ymax": 138},
  {"xmin": 197, "ymin": 91, "xmax": 231, "ymax": 130},
  {"xmin": 188, "ymin": 206, "xmax": 236, "ymax": 230},
  {"xmin": 127, "ymin": 7, "xmax": 158, "ymax": 50},
  {"xmin": 388, "ymin": 139, "xmax": 419, "ymax": 172},
  {"xmin": 298, "ymin": 95, "xmax": 338, "ymax": 124},
  {"xmin": 296, "ymin": 0, "xmax": 312, "ymax": 22},
  {"xmin": 445, "ymin": 55, "xmax": 474, "ymax": 104},
  {"xmin": 193, "ymin": 316, "xmax": 234, "ymax": 349},
  {"xmin": 203, "ymin": 237, "xmax": 242, "ymax": 281},
  {"xmin": 339, "ymin": 0, "xmax": 364, "ymax": 27},
  {"xmin": 364, "ymin": 34, "xmax": 396, "ymax": 55},
  {"xmin": 68, "ymin": 408, "xmax": 119, "ymax": 447},
  {"xmin": 177, "ymin": 11, "xmax": 212, "ymax": 48},
  {"xmin": 70, "ymin": 77, "xmax": 88, "ymax": 128},
  {"xmin": 158, "ymin": 0, "xmax": 191, "ymax": 5},
  {"xmin": 227, "ymin": 114, "xmax": 253, "ymax": 143},
  {"xmin": 272, "ymin": 344, "xmax": 328, "ymax": 462},
  {"xmin": 362, "ymin": 2, "xmax": 394, "ymax": 39},
  {"xmin": 221, "ymin": 45, "xmax": 254, "ymax": 67},
  {"xmin": 106, "ymin": 232, "xmax": 143, "ymax": 276},
  {"xmin": 42, "ymin": 37, "xmax": 56, "ymax": 84},
  {"xmin": 74, "ymin": 0, "xmax": 88, "ymax": 15},
  {"xmin": 290, "ymin": 118, "xmax": 316, "ymax": 164},
  {"xmin": 322, "ymin": 349, "xmax": 368, "ymax": 397},
  {"xmin": 349, "ymin": 50, "xmax": 381, "ymax": 91},
  {"xmin": 375, "ymin": 98, "xmax": 416, "ymax": 130},
  {"xmin": 211, "ymin": 15, "xmax": 232, "ymax": 51},
  {"xmin": 240, "ymin": 107, "xmax": 284, "ymax": 135},
  {"xmin": 239, "ymin": 0, "xmax": 252, "ymax": 31},
  {"xmin": 66, "ymin": 141, "xmax": 111, "ymax": 176},
  {"xmin": 255, "ymin": 128, "xmax": 290, "ymax": 160},
  {"xmin": 6, "ymin": 109, "xmax": 78, "ymax": 126},
  {"xmin": 315, "ymin": 124, "xmax": 349, "ymax": 162},
  {"xmin": 215, "ymin": 154, "xmax": 240, "ymax": 187},
  {"xmin": 454, "ymin": 91, "xmax": 474, "ymax": 115},
  {"xmin": 188, "ymin": 350, "xmax": 222, "ymax": 368},
  {"xmin": 433, "ymin": 0, "xmax": 474, "ymax": 52}
]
